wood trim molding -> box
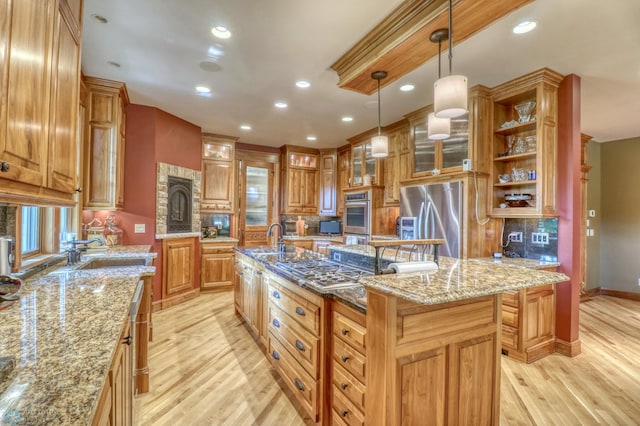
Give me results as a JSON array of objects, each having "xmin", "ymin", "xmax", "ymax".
[
  {"xmin": 555, "ymin": 338, "xmax": 582, "ymax": 358},
  {"xmin": 330, "ymin": 0, "xmax": 533, "ymax": 94},
  {"xmin": 600, "ymin": 288, "xmax": 640, "ymax": 302}
]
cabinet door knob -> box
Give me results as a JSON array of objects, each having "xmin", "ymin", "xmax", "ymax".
[
  {"xmin": 341, "ymin": 355, "xmax": 350, "ymax": 362},
  {"xmin": 295, "ymin": 306, "xmax": 305, "ymax": 316},
  {"xmin": 75, "ymin": 187, "xmax": 82, "ymax": 193},
  {"xmin": 256, "ymin": 271, "xmax": 262, "ymax": 276},
  {"xmin": 341, "ymin": 410, "xmax": 349, "ymax": 418},
  {"xmin": 0, "ymin": 162, "xmax": 9, "ymax": 172},
  {"xmin": 294, "ymin": 378, "xmax": 305, "ymax": 391},
  {"xmin": 340, "ymin": 383, "xmax": 348, "ymax": 390},
  {"xmin": 295, "ymin": 340, "xmax": 305, "ymax": 351},
  {"xmin": 124, "ymin": 335, "xmax": 133, "ymax": 345},
  {"xmin": 271, "ymin": 351, "xmax": 280, "ymax": 361},
  {"xmin": 272, "ymin": 318, "xmax": 280, "ymax": 328},
  {"xmin": 272, "ymin": 291, "xmax": 281, "ymax": 299},
  {"xmin": 341, "ymin": 328, "xmax": 349, "ymax": 335}
]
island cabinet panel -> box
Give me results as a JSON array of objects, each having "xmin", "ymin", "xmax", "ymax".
[
  {"xmin": 200, "ymin": 242, "xmax": 236, "ymax": 291},
  {"xmin": 365, "ymin": 290, "xmax": 501, "ymax": 426},
  {"xmin": 161, "ymin": 238, "xmax": 196, "ymax": 309}
]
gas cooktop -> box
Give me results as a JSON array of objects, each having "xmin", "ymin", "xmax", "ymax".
[{"xmin": 275, "ymin": 259, "xmax": 371, "ymax": 291}]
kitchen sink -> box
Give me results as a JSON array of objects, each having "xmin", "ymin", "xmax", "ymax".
[{"xmin": 77, "ymin": 258, "xmax": 149, "ymax": 270}]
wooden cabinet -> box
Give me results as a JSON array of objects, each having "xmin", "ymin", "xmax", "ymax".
[
  {"xmin": 348, "ymin": 136, "xmax": 383, "ymax": 187},
  {"xmin": 319, "ymin": 149, "xmax": 337, "ymax": 216},
  {"xmin": 201, "ymin": 133, "xmax": 237, "ymax": 212},
  {"xmin": 83, "ymin": 76, "xmax": 129, "ymax": 210},
  {"xmin": 281, "ymin": 146, "xmax": 319, "ymax": 214},
  {"xmin": 201, "ymin": 241, "xmax": 236, "ymax": 291},
  {"xmin": 234, "ymin": 252, "xmax": 264, "ymax": 339},
  {"xmin": 161, "ymin": 238, "xmax": 196, "ymax": 309},
  {"xmin": 313, "ymin": 239, "xmax": 340, "ymax": 255},
  {"xmin": 502, "ymin": 282, "xmax": 556, "ymax": 363},
  {"xmin": 267, "ymin": 273, "xmax": 326, "ymax": 422},
  {"xmin": 382, "ymin": 121, "xmax": 409, "ymax": 206},
  {"xmin": 490, "ymin": 68, "xmax": 563, "ymax": 217},
  {"xmin": 330, "ymin": 301, "xmax": 367, "ymax": 424},
  {"xmin": 336, "ymin": 145, "xmax": 351, "ymax": 216},
  {"xmin": 0, "ymin": 0, "xmax": 81, "ymax": 205},
  {"xmin": 289, "ymin": 239, "xmax": 314, "ymax": 250},
  {"xmin": 93, "ymin": 321, "xmax": 132, "ymax": 426}
]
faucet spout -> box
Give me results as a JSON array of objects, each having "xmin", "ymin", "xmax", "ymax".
[{"xmin": 266, "ymin": 223, "xmax": 284, "ymax": 250}]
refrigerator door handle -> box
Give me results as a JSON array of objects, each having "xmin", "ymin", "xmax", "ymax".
[{"xmin": 418, "ymin": 202, "xmax": 425, "ymax": 240}]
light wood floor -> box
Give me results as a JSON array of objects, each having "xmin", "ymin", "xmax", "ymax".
[{"xmin": 137, "ymin": 292, "xmax": 640, "ymax": 425}]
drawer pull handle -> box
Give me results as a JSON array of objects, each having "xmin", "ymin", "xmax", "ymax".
[
  {"xmin": 294, "ymin": 378, "xmax": 305, "ymax": 391},
  {"xmin": 341, "ymin": 355, "xmax": 350, "ymax": 363},
  {"xmin": 340, "ymin": 383, "xmax": 348, "ymax": 390},
  {"xmin": 0, "ymin": 162, "xmax": 9, "ymax": 172},
  {"xmin": 272, "ymin": 351, "xmax": 280, "ymax": 361},
  {"xmin": 272, "ymin": 319, "xmax": 280, "ymax": 328},
  {"xmin": 295, "ymin": 306, "xmax": 306, "ymax": 316},
  {"xmin": 341, "ymin": 410, "xmax": 349, "ymax": 418},
  {"xmin": 256, "ymin": 271, "xmax": 263, "ymax": 275},
  {"xmin": 272, "ymin": 291, "xmax": 281, "ymax": 299},
  {"xmin": 341, "ymin": 328, "xmax": 349, "ymax": 335},
  {"xmin": 295, "ymin": 340, "xmax": 305, "ymax": 351}
]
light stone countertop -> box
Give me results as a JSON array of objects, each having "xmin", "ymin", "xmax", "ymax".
[
  {"xmin": 283, "ymin": 235, "xmax": 343, "ymax": 242},
  {"xmin": 359, "ymin": 256, "xmax": 569, "ymax": 306},
  {"xmin": 0, "ymin": 245, "xmax": 156, "ymax": 425},
  {"xmin": 200, "ymin": 237, "xmax": 239, "ymax": 243},
  {"xmin": 473, "ymin": 257, "xmax": 560, "ymax": 270}
]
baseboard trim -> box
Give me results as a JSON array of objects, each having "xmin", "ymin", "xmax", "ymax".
[
  {"xmin": 555, "ymin": 338, "xmax": 582, "ymax": 357},
  {"xmin": 580, "ymin": 287, "xmax": 601, "ymax": 302},
  {"xmin": 600, "ymin": 288, "xmax": 640, "ymax": 302}
]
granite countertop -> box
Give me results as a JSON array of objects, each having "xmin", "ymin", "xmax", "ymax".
[
  {"xmin": 359, "ymin": 257, "xmax": 569, "ymax": 306},
  {"xmin": 0, "ymin": 246, "xmax": 156, "ymax": 425},
  {"xmin": 282, "ymin": 235, "xmax": 343, "ymax": 242},
  {"xmin": 200, "ymin": 237, "xmax": 239, "ymax": 243},
  {"xmin": 473, "ymin": 257, "xmax": 560, "ymax": 270}
]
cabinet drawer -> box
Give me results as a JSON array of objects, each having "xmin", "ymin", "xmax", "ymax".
[
  {"xmin": 268, "ymin": 283, "xmax": 321, "ymax": 335},
  {"xmin": 502, "ymin": 325, "xmax": 519, "ymax": 349},
  {"xmin": 332, "ymin": 385, "xmax": 365, "ymax": 426},
  {"xmin": 201, "ymin": 246, "xmax": 235, "ymax": 255},
  {"xmin": 502, "ymin": 304, "xmax": 519, "ymax": 328},
  {"xmin": 333, "ymin": 337, "xmax": 366, "ymax": 383},
  {"xmin": 268, "ymin": 333, "xmax": 319, "ymax": 421},
  {"xmin": 332, "ymin": 363, "xmax": 365, "ymax": 410},
  {"xmin": 269, "ymin": 306, "xmax": 320, "ymax": 378},
  {"xmin": 333, "ymin": 311, "xmax": 366, "ymax": 354},
  {"xmin": 502, "ymin": 290, "xmax": 519, "ymax": 307}
]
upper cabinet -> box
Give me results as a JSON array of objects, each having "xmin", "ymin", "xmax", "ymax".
[
  {"xmin": 280, "ymin": 145, "xmax": 319, "ymax": 215},
  {"xmin": 0, "ymin": 0, "xmax": 82, "ymax": 205},
  {"xmin": 489, "ymin": 69, "xmax": 563, "ymax": 217},
  {"xmin": 348, "ymin": 132, "xmax": 383, "ymax": 187},
  {"xmin": 318, "ymin": 149, "xmax": 337, "ymax": 216},
  {"xmin": 336, "ymin": 145, "xmax": 351, "ymax": 216},
  {"xmin": 201, "ymin": 133, "xmax": 237, "ymax": 213},
  {"xmin": 382, "ymin": 120, "xmax": 409, "ymax": 206},
  {"xmin": 82, "ymin": 77, "xmax": 129, "ymax": 210}
]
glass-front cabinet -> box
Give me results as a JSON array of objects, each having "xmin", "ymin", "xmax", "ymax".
[{"xmin": 348, "ymin": 136, "xmax": 382, "ymax": 187}]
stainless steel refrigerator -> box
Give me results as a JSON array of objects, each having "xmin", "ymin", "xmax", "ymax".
[{"xmin": 400, "ymin": 181, "xmax": 463, "ymax": 258}]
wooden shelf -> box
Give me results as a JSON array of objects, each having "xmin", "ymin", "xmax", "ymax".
[
  {"xmin": 494, "ymin": 180, "xmax": 536, "ymax": 187},
  {"xmin": 494, "ymin": 120, "xmax": 536, "ymax": 136},
  {"xmin": 493, "ymin": 152, "xmax": 536, "ymax": 162}
]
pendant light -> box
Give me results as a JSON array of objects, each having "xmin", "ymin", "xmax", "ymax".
[
  {"xmin": 434, "ymin": 0, "xmax": 467, "ymax": 118},
  {"xmin": 428, "ymin": 28, "xmax": 451, "ymax": 140},
  {"xmin": 370, "ymin": 71, "xmax": 389, "ymax": 158}
]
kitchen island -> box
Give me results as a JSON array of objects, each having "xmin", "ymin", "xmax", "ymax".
[
  {"xmin": 0, "ymin": 246, "xmax": 156, "ymax": 425},
  {"xmin": 234, "ymin": 245, "xmax": 568, "ymax": 425}
]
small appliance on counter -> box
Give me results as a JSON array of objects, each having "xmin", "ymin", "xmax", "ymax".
[
  {"xmin": 0, "ymin": 237, "xmax": 14, "ymax": 276},
  {"xmin": 318, "ymin": 220, "xmax": 341, "ymax": 236},
  {"xmin": 399, "ymin": 217, "xmax": 418, "ymax": 240}
]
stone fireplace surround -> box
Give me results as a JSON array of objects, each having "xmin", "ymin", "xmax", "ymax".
[{"xmin": 156, "ymin": 162, "xmax": 201, "ymax": 238}]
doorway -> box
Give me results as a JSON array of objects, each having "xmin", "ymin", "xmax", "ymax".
[{"xmin": 237, "ymin": 153, "xmax": 278, "ymax": 246}]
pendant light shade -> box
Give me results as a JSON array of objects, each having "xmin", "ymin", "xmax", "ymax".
[
  {"xmin": 371, "ymin": 135, "xmax": 389, "ymax": 157},
  {"xmin": 434, "ymin": 75, "xmax": 468, "ymax": 118},
  {"xmin": 427, "ymin": 112, "xmax": 450, "ymax": 140},
  {"xmin": 370, "ymin": 70, "xmax": 388, "ymax": 158}
]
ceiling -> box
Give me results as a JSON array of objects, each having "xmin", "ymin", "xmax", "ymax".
[{"xmin": 81, "ymin": 0, "xmax": 640, "ymax": 148}]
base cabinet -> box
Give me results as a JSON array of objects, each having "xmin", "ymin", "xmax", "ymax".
[
  {"xmin": 502, "ymin": 283, "xmax": 556, "ymax": 363},
  {"xmin": 201, "ymin": 241, "xmax": 236, "ymax": 291},
  {"xmin": 162, "ymin": 238, "xmax": 196, "ymax": 309}
]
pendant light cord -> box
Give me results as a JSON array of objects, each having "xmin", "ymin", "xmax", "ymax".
[
  {"xmin": 438, "ymin": 37, "xmax": 442, "ymax": 79},
  {"xmin": 377, "ymin": 78, "xmax": 382, "ymax": 136},
  {"xmin": 448, "ymin": 0, "xmax": 453, "ymax": 75}
]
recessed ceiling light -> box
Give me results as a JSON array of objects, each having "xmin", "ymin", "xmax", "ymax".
[
  {"xmin": 296, "ymin": 80, "xmax": 311, "ymax": 88},
  {"xmin": 513, "ymin": 21, "xmax": 537, "ymax": 34},
  {"xmin": 199, "ymin": 61, "xmax": 222, "ymax": 73},
  {"xmin": 341, "ymin": 116, "xmax": 354, "ymax": 122},
  {"xmin": 91, "ymin": 14, "xmax": 108, "ymax": 24},
  {"xmin": 107, "ymin": 61, "xmax": 121, "ymax": 68},
  {"xmin": 195, "ymin": 86, "xmax": 211, "ymax": 96},
  {"xmin": 274, "ymin": 102, "xmax": 288, "ymax": 108},
  {"xmin": 306, "ymin": 136, "xmax": 317, "ymax": 141},
  {"xmin": 400, "ymin": 84, "xmax": 415, "ymax": 92},
  {"xmin": 240, "ymin": 124, "xmax": 252, "ymax": 131},
  {"xmin": 211, "ymin": 26, "xmax": 231, "ymax": 39}
]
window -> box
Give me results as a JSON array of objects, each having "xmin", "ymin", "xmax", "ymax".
[
  {"xmin": 21, "ymin": 206, "xmax": 41, "ymax": 257},
  {"xmin": 59, "ymin": 207, "xmax": 76, "ymax": 251}
]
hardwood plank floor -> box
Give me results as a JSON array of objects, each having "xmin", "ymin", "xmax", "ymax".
[{"xmin": 137, "ymin": 292, "xmax": 640, "ymax": 425}]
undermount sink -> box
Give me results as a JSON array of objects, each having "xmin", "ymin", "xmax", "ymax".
[{"xmin": 77, "ymin": 258, "xmax": 149, "ymax": 270}]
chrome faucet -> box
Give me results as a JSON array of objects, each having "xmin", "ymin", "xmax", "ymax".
[
  {"xmin": 66, "ymin": 238, "xmax": 104, "ymax": 265},
  {"xmin": 266, "ymin": 223, "xmax": 284, "ymax": 251}
]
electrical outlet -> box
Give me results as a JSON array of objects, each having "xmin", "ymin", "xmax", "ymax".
[
  {"xmin": 509, "ymin": 232, "xmax": 523, "ymax": 243},
  {"xmin": 134, "ymin": 224, "xmax": 146, "ymax": 233},
  {"xmin": 531, "ymin": 232, "xmax": 549, "ymax": 245},
  {"xmin": 333, "ymin": 252, "xmax": 341, "ymax": 262}
]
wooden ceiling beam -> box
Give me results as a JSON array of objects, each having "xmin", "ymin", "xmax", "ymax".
[{"xmin": 331, "ymin": 0, "xmax": 534, "ymax": 95}]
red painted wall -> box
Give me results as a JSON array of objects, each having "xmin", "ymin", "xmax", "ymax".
[{"xmin": 556, "ymin": 75, "xmax": 581, "ymax": 345}]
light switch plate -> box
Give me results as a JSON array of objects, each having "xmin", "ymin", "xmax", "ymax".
[
  {"xmin": 134, "ymin": 224, "xmax": 146, "ymax": 233},
  {"xmin": 588, "ymin": 209, "xmax": 596, "ymax": 217}
]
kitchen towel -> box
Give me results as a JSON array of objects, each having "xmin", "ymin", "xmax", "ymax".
[{"xmin": 388, "ymin": 261, "xmax": 438, "ymax": 274}]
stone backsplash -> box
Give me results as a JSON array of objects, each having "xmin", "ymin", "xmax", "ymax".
[{"xmin": 503, "ymin": 218, "xmax": 558, "ymax": 262}]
